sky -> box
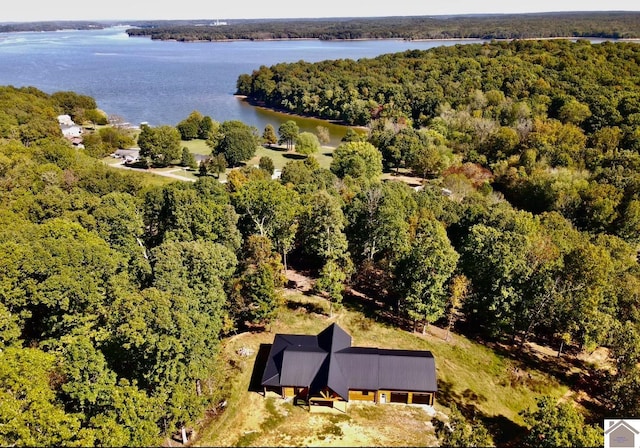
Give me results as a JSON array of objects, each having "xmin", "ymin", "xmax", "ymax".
[{"xmin": 2, "ymin": 0, "xmax": 640, "ymax": 22}]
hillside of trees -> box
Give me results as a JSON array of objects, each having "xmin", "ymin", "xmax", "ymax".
[
  {"xmin": 0, "ymin": 21, "xmax": 109, "ymax": 33},
  {"xmin": 125, "ymin": 12, "xmax": 640, "ymax": 41},
  {"xmin": 2, "ymin": 37, "xmax": 640, "ymax": 444}
]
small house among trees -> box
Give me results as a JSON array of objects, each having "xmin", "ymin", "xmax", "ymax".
[{"xmin": 261, "ymin": 324, "xmax": 437, "ymax": 412}]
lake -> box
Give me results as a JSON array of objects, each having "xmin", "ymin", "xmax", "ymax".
[{"xmin": 0, "ymin": 26, "xmax": 484, "ymax": 141}]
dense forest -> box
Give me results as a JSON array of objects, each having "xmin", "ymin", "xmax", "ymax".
[
  {"xmin": 125, "ymin": 12, "xmax": 640, "ymax": 41},
  {"xmin": 2, "ymin": 38, "xmax": 640, "ymax": 446}
]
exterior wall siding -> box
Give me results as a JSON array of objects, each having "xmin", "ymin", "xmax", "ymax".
[
  {"xmin": 283, "ymin": 387, "xmax": 295, "ymax": 398},
  {"xmin": 348, "ymin": 390, "xmax": 376, "ymax": 402},
  {"xmin": 376, "ymin": 390, "xmax": 435, "ymax": 405},
  {"xmin": 268, "ymin": 387, "xmax": 435, "ymax": 407},
  {"xmin": 377, "ymin": 390, "xmax": 391, "ymax": 404}
]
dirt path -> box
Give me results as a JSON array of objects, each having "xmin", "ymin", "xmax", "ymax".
[
  {"xmin": 104, "ymin": 160, "xmax": 196, "ymax": 182},
  {"xmin": 285, "ymin": 268, "xmax": 314, "ymax": 292}
]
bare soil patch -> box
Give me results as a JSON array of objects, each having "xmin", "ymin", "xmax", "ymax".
[{"xmin": 284, "ymin": 268, "xmax": 313, "ymax": 293}]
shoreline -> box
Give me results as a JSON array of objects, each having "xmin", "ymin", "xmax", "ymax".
[
  {"xmin": 236, "ymin": 95, "xmax": 352, "ymax": 128},
  {"xmin": 135, "ymin": 34, "xmax": 638, "ymax": 43}
]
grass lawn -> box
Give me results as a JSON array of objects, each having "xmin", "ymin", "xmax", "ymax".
[
  {"xmin": 102, "ymin": 157, "xmax": 201, "ymax": 184},
  {"xmin": 182, "ymin": 138, "xmax": 336, "ymax": 171},
  {"xmin": 181, "ymin": 139, "xmax": 211, "ymax": 155},
  {"xmin": 246, "ymin": 145, "xmax": 335, "ymax": 171},
  {"xmin": 193, "ymin": 291, "xmax": 570, "ymax": 447}
]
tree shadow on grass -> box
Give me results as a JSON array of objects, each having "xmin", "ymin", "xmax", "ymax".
[
  {"xmin": 482, "ymin": 339, "xmax": 609, "ymax": 417},
  {"xmin": 342, "ymin": 289, "xmax": 413, "ymax": 332},
  {"xmin": 263, "ymin": 144, "xmax": 287, "ymax": 152},
  {"xmin": 282, "ymin": 153, "xmax": 307, "ymax": 160},
  {"xmin": 248, "ymin": 343, "xmax": 272, "ymax": 393},
  {"xmin": 483, "ymin": 414, "xmax": 527, "ymax": 447},
  {"xmin": 286, "ymin": 299, "xmax": 326, "ymax": 316},
  {"xmin": 438, "ymin": 379, "xmax": 528, "ymax": 446}
]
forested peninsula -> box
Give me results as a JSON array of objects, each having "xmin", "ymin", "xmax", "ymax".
[
  {"xmin": 3, "ymin": 37, "xmax": 640, "ymax": 446},
  {"xmin": 124, "ymin": 12, "xmax": 640, "ymax": 41}
]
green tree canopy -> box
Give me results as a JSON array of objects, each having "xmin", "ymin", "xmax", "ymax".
[
  {"xmin": 211, "ymin": 120, "xmax": 259, "ymax": 166},
  {"xmin": 0, "ymin": 347, "xmax": 90, "ymax": 447},
  {"xmin": 262, "ymin": 124, "xmax": 278, "ymax": 146},
  {"xmin": 259, "ymin": 156, "xmax": 275, "ymax": 175},
  {"xmin": 521, "ymin": 396, "xmax": 602, "ymax": 447},
  {"xmin": 278, "ymin": 120, "xmax": 299, "ymax": 150},
  {"xmin": 138, "ymin": 124, "xmax": 182, "ymax": 167},
  {"xmin": 395, "ymin": 215, "xmax": 459, "ymax": 331},
  {"xmin": 177, "ymin": 110, "xmax": 204, "ymax": 140},
  {"xmin": 330, "ymin": 141, "xmax": 383, "ymax": 180},
  {"xmin": 230, "ymin": 235, "xmax": 284, "ymax": 325},
  {"xmin": 232, "ymin": 178, "xmax": 301, "ymax": 270},
  {"xmin": 295, "ymin": 131, "xmax": 320, "ymax": 155}
]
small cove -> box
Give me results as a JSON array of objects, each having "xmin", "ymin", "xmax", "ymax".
[{"xmin": 0, "ymin": 27, "xmax": 484, "ymax": 140}]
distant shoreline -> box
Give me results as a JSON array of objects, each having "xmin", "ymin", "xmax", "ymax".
[{"xmin": 131, "ymin": 34, "xmax": 639, "ymax": 44}]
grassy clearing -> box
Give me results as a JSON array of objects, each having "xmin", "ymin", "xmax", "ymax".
[
  {"xmin": 101, "ymin": 157, "xmax": 179, "ymax": 186},
  {"xmin": 344, "ymin": 315, "xmax": 564, "ymax": 425},
  {"xmin": 181, "ymin": 139, "xmax": 211, "ymax": 155},
  {"xmin": 246, "ymin": 145, "xmax": 335, "ymax": 171},
  {"xmin": 194, "ymin": 292, "xmax": 569, "ymax": 447},
  {"xmin": 182, "ymin": 138, "xmax": 337, "ymax": 172}
]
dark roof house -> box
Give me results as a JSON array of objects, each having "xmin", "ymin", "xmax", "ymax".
[{"xmin": 261, "ymin": 323, "xmax": 437, "ymax": 411}]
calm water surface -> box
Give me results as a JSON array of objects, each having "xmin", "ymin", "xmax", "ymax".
[{"xmin": 0, "ymin": 27, "xmax": 483, "ymax": 140}]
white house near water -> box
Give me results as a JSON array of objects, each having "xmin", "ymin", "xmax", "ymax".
[{"xmin": 57, "ymin": 114, "xmax": 83, "ymax": 141}]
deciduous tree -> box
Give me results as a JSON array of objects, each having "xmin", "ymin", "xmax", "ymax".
[
  {"xmin": 138, "ymin": 124, "xmax": 182, "ymax": 167},
  {"xmin": 211, "ymin": 120, "xmax": 259, "ymax": 166},
  {"xmin": 259, "ymin": 156, "xmax": 275, "ymax": 175},
  {"xmin": 233, "ymin": 179, "xmax": 300, "ymax": 271},
  {"xmin": 295, "ymin": 131, "xmax": 320, "ymax": 155},
  {"xmin": 395, "ymin": 216, "xmax": 459, "ymax": 333},
  {"xmin": 262, "ymin": 124, "xmax": 277, "ymax": 146},
  {"xmin": 521, "ymin": 396, "xmax": 601, "ymax": 447},
  {"xmin": 278, "ymin": 120, "xmax": 299, "ymax": 150},
  {"xmin": 330, "ymin": 141, "xmax": 383, "ymax": 180},
  {"xmin": 180, "ymin": 147, "xmax": 197, "ymax": 169}
]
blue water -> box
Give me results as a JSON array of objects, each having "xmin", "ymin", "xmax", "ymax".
[{"xmin": 0, "ymin": 26, "xmax": 483, "ymax": 132}]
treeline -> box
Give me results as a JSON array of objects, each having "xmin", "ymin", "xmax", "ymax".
[
  {"xmin": 0, "ymin": 21, "xmax": 108, "ymax": 33},
  {"xmin": 237, "ymin": 40, "xmax": 640, "ymax": 240},
  {"xmin": 238, "ymin": 39, "xmax": 640, "ymax": 126},
  {"xmin": 125, "ymin": 12, "xmax": 640, "ymax": 41}
]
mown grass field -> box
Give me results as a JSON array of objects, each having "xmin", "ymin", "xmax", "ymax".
[
  {"xmin": 193, "ymin": 290, "xmax": 570, "ymax": 447},
  {"xmin": 181, "ymin": 139, "xmax": 336, "ymax": 171},
  {"xmin": 247, "ymin": 145, "xmax": 336, "ymax": 171},
  {"xmin": 181, "ymin": 139, "xmax": 211, "ymax": 155}
]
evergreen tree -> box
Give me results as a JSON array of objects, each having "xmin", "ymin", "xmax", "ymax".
[{"xmin": 262, "ymin": 124, "xmax": 278, "ymax": 146}]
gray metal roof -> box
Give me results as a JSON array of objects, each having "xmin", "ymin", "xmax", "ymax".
[
  {"xmin": 317, "ymin": 323, "xmax": 352, "ymax": 352},
  {"xmin": 261, "ymin": 334, "xmax": 319, "ymax": 386},
  {"xmin": 334, "ymin": 348, "xmax": 380, "ymax": 390},
  {"xmin": 261, "ymin": 324, "xmax": 437, "ymax": 400},
  {"xmin": 280, "ymin": 346, "xmax": 327, "ymax": 386},
  {"xmin": 378, "ymin": 351, "xmax": 437, "ymax": 392}
]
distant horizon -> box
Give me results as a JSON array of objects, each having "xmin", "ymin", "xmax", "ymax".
[
  {"xmin": 3, "ymin": 0, "xmax": 640, "ymax": 23},
  {"xmin": 3, "ymin": 10, "xmax": 640, "ymax": 24}
]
